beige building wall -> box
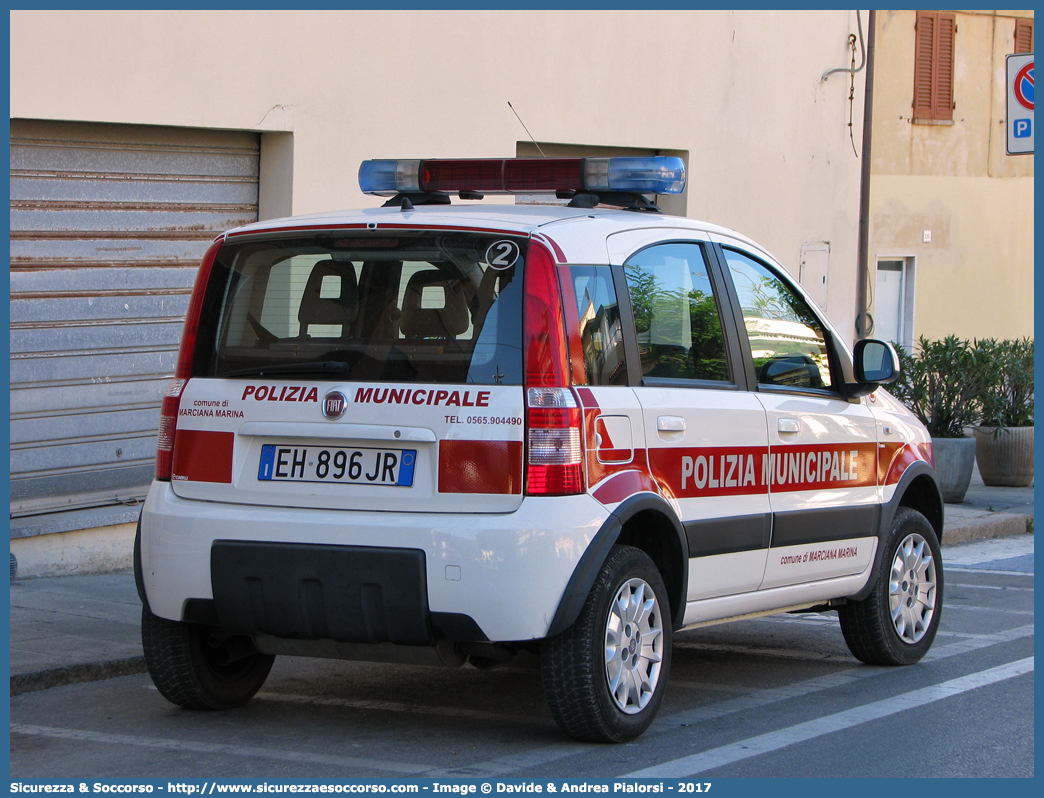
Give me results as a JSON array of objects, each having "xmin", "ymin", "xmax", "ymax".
[
  {"xmin": 11, "ymin": 9, "xmax": 871, "ymax": 341},
  {"xmin": 869, "ymin": 10, "xmax": 1034, "ymax": 344}
]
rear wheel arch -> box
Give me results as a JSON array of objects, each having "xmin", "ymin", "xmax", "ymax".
[
  {"xmin": 546, "ymin": 494, "xmax": 688, "ymax": 637},
  {"xmin": 616, "ymin": 507, "xmax": 687, "ymax": 631},
  {"xmin": 133, "ymin": 509, "xmax": 150, "ymax": 613},
  {"xmin": 141, "ymin": 606, "xmax": 275, "ymax": 710},
  {"xmin": 542, "ymin": 544, "xmax": 673, "ymax": 742}
]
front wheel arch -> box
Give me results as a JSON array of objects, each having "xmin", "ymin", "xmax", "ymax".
[{"xmin": 848, "ymin": 462, "xmax": 943, "ymax": 603}]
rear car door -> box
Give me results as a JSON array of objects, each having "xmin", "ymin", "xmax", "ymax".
[
  {"xmin": 610, "ymin": 231, "xmax": 772, "ymax": 609},
  {"xmin": 714, "ymin": 242, "xmax": 880, "ymax": 590}
]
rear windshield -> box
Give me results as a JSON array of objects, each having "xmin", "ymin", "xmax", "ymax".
[{"xmin": 193, "ymin": 232, "xmax": 525, "ymax": 385}]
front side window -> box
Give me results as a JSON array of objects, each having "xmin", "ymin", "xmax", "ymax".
[
  {"xmin": 623, "ymin": 242, "xmax": 729, "ymax": 382},
  {"xmin": 723, "ymin": 248, "xmax": 835, "ymax": 392},
  {"xmin": 194, "ymin": 233, "xmax": 525, "ymax": 385}
]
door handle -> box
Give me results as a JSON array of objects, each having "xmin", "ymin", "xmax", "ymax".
[
  {"xmin": 778, "ymin": 418, "xmax": 801, "ymax": 434},
  {"xmin": 657, "ymin": 416, "xmax": 686, "ymax": 432}
]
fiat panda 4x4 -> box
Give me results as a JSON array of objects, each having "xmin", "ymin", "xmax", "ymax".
[{"xmin": 137, "ymin": 156, "xmax": 944, "ymax": 742}]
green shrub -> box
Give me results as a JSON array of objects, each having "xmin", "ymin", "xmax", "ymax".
[
  {"xmin": 890, "ymin": 335, "xmax": 990, "ymax": 438},
  {"xmin": 976, "ymin": 337, "xmax": 1034, "ymax": 429}
]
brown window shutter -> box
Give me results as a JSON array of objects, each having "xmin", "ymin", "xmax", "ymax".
[
  {"xmin": 913, "ymin": 11, "xmax": 956, "ymax": 122},
  {"xmin": 1014, "ymin": 18, "xmax": 1034, "ymax": 54},
  {"xmin": 913, "ymin": 12, "xmax": 937, "ymax": 120},
  {"xmin": 933, "ymin": 14, "xmax": 956, "ymax": 121}
]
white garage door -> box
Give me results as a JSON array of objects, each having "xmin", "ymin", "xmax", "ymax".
[{"xmin": 10, "ymin": 120, "xmax": 260, "ymax": 516}]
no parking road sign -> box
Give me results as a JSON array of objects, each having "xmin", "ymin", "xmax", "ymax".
[{"xmin": 1006, "ymin": 53, "xmax": 1033, "ymax": 155}]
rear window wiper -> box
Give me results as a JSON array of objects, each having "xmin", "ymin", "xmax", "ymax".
[{"xmin": 222, "ymin": 361, "xmax": 352, "ymax": 378}]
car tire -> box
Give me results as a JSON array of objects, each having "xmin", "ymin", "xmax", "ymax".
[
  {"xmin": 838, "ymin": 507, "xmax": 943, "ymax": 666},
  {"xmin": 542, "ymin": 545, "xmax": 672, "ymax": 743},
  {"xmin": 141, "ymin": 607, "xmax": 275, "ymax": 710}
]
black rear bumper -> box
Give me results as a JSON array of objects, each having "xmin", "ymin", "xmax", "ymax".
[{"xmin": 197, "ymin": 541, "xmax": 485, "ymax": 644}]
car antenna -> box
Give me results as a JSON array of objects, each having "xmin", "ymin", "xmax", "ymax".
[{"xmin": 508, "ymin": 102, "xmax": 545, "ymax": 157}]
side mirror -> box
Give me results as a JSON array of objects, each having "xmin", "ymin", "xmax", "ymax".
[{"xmin": 847, "ymin": 339, "xmax": 900, "ymax": 397}]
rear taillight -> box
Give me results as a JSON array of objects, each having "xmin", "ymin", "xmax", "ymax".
[
  {"xmin": 155, "ymin": 378, "xmax": 186, "ymax": 481},
  {"xmin": 523, "ymin": 242, "xmax": 585, "ymax": 495},
  {"xmin": 526, "ymin": 387, "xmax": 584, "ymax": 495},
  {"xmin": 155, "ymin": 237, "xmax": 223, "ymax": 481}
]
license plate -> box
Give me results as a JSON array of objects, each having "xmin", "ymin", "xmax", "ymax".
[{"xmin": 258, "ymin": 444, "xmax": 417, "ymax": 486}]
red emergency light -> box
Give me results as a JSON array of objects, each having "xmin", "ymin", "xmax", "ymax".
[{"xmin": 358, "ymin": 157, "xmax": 686, "ymax": 197}]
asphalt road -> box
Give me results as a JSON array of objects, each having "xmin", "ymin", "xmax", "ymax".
[{"xmin": 10, "ymin": 540, "xmax": 1034, "ymax": 780}]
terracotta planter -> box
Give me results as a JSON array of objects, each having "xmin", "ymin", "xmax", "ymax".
[
  {"xmin": 972, "ymin": 426, "xmax": 1034, "ymax": 487},
  {"xmin": 931, "ymin": 436, "xmax": 977, "ymax": 503}
]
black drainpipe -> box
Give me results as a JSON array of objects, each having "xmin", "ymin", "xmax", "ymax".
[{"xmin": 855, "ymin": 10, "xmax": 877, "ymax": 340}]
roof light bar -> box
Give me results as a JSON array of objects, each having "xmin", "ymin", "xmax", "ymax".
[{"xmin": 358, "ymin": 156, "xmax": 686, "ymax": 197}]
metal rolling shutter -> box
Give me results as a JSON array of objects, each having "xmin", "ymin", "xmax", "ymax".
[{"xmin": 10, "ymin": 120, "xmax": 260, "ymax": 517}]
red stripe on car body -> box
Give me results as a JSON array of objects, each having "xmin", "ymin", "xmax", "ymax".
[{"xmin": 592, "ymin": 469, "xmax": 662, "ymax": 505}]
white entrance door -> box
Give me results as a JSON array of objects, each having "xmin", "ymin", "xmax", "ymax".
[{"xmin": 875, "ymin": 260, "xmax": 905, "ymax": 346}]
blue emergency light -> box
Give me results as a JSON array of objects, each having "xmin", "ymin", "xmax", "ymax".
[{"xmin": 358, "ymin": 156, "xmax": 686, "ymax": 197}]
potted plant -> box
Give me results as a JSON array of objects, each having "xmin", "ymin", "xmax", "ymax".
[
  {"xmin": 891, "ymin": 336, "xmax": 990, "ymax": 502},
  {"xmin": 972, "ymin": 337, "xmax": 1034, "ymax": 486}
]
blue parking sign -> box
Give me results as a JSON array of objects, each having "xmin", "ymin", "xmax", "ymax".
[{"xmin": 1007, "ymin": 54, "xmax": 1034, "ymax": 155}]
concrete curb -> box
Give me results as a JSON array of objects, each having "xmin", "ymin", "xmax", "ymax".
[
  {"xmin": 941, "ymin": 513, "xmax": 1033, "ymax": 545},
  {"xmin": 10, "ymin": 656, "xmax": 147, "ymax": 697}
]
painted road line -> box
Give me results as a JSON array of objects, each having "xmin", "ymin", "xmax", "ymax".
[
  {"xmin": 673, "ymin": 620, "xmax": 1032, "ymax": 663},
  {"xmin": 947, "ymin": 567, "xmax": 1034, "ymax": 577},
  {"xmin": 623, "ymin": 657, "xmax": 1034, "ymax": 778},
  {"xmin": 947, "ymin": 581, "xmax": 1034, "ymax": 591},
  {"xmin": 448, "ymin": 623, "xmax": 1035, "ymax": 778},
  {"xmin": 945, "ymin": 603, "xmax": 1034, "ymax": 616},
  {"xmin": 943, "ymin": 535, "xmax": 1034, "ymax": 562},
  {"xmin": 672, "ymin": 640, "xmax": 854, "ymax": 663},
  {"xmin": 760, "ymin": 615, "xmax": 840, "ymax": 627},
  {"xmin": 668, "ymin": 680, "xmax": 767, "ymax": 693},
  {"xmin": 425, "ymin": 744, "xmax": 597, "ymax": 778},
  {"xmin": 924, "ymin": 623, "xmax": 1033, "ymax": 660},
  {"xmin": 9, "ymin": 723, "xmax": 428, "ymax": 774},
  {"xmin": 254, "ymin": 691, "xmax": 546, "ymax": 724}
]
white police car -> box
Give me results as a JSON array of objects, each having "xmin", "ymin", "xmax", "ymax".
[{"xmin": 137, "ymin": 156, "xmax": 944, "ymax": 742}]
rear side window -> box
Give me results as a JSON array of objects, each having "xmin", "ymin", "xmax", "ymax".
[
  {"xmin": 194, "ymin": 233, "xmax": 525, "ymax": 385},
  {"xmin": 623, "ymin": 242, "xmax": 730, "ymax": 382},
  {"xmin": 561, "ymin": 265, "xmax": 628, "ymax": 385},
  {"xmin": 722, "ymin": 248, "xmax": 835, "ymax": 391}
]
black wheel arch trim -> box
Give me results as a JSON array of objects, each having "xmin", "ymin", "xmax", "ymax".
[
  {"xmin": 546, "ymin": 492, "xmax": 689, "ymax": 638},
  {"xmin": 133, "ymin": 508, "xmax": 150, "ymax": 613},
  {"xmin": 847, "ymin": 460, "xmax": 944, "ymax": 602}
]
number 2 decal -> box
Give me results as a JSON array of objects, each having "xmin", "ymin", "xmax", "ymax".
[{"xmin": 485, "ymin": 240, "xmax": 520, "ymax": 270}]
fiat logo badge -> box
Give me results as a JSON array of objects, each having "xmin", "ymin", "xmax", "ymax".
[{"xmin": 322, "ymin": 391, "xmax": 347, "ymax": 419}]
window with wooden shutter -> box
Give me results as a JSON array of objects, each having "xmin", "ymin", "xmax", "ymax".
[
  {"xmin": 1014, "ymin": 18, "xmax": 1033, "ymax": 54},
  {"xmin": 912, "ymin": 11, "xmax": 956, "ymax": 124}
]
